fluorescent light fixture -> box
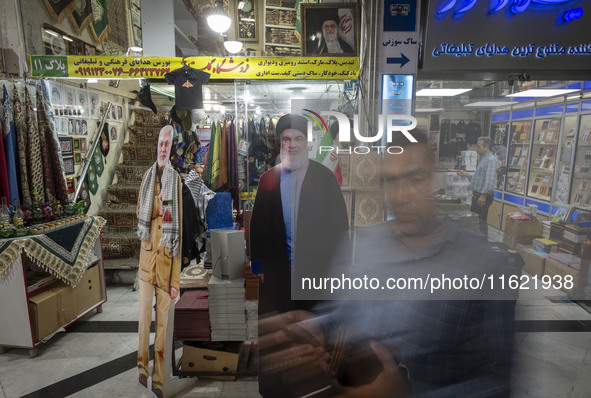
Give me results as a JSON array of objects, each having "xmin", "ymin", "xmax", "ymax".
[
  {"xmin": 224, "ymin": 40, "xmax": 243, "ymax": 54},
  {"xmin": 567, "ymin": 95, "xmax": 581, "ymax": 100},
  {"xmin": 220, "ymin": 105, "xmax": 226, "ymax": 114},
  {"xmin": 507, "ymin": 89, "xmax": 579, "ymax": 97},
  {"xmin": 150, "ymin": 86, "xmax": 175, "ymax": 98},
  {"xmin": 129, "ymin": 46, "xmax": 143, "ymax": 52},
  {"xmin": 207, "ymin": 0, "xmax": 231, "ymax": 33},
  {"xmin": 62, "ymin": 35, "xmax": 73, "ymax": 42},
  {"xmin": 44, "ymin": 29, "xmax": 58, "ymax": 37},
  {"xmin": 240, "ymin": 18, "xmax": 255, "ymax": 22},
  {"xmin": 414, "ymin": 108, "xmax": 444, "ymax": 113},
  {"xmin": 416, "ymin": 88, "xmax": 472, "ymax": 96},
  {"xmin": 465, "ymin": 101, "xmax": 517, "ymax": 107},
  {"xmin": 87, "ymin": 79, "xmax": 98, "ymax": 83}
]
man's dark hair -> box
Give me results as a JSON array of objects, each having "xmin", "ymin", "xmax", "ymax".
[
  {"xmin": 477, "ymin": 136, "xmax": 493, "ymax": 149},
  {"xmin": 275, "ymin": 114, "xmax": 308, "ymax": 137}
]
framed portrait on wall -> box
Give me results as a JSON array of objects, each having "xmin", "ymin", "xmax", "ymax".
[
  {"xmin": 63, "ymin": 157, "xmax": 75, "ymax": 175},
  {"xmin": 74, "ymin": 152, "xmax": 82, "ymax": 165},
  {"xmin": 59, "ymin": 137, "xmax": 74, "ymax": 155},
  {"xmin": 301, "ymin": 3, "xmax": 359, "ymax": 56},
  {"xmin": 236, "ymin": 0, "xmax": 257, "ymax": 42},
  {"xmin": 110, "ymin": 126, "xmax": 118, "ymax": 142}
]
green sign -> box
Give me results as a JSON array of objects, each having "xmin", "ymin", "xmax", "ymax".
[{"xmin": 30, "ymin": 56, "xmax": 69, "ymax": 78}]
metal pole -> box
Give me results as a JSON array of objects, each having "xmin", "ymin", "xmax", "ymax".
[{"xmin": 73, "ymin": 102, "xmax": 112, "ymax": 203}]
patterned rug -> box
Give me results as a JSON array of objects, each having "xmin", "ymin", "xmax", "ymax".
[{"xmin": 0, "ymin": 216, "xmax": 106, "ymax": 287}]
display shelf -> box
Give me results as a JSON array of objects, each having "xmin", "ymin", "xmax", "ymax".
[
  {"xmin": 505, "ymin": 120, "xmax": 531, "ymax": 195},
  {"xmin": 264, "ymin": 0, "xmax": 300, "ymax": 54},
  {"xmin": 527, "ymin": 117, "xmax": 560, "ymax": 201},
  {"xmin": 572, "ymin": 114, "xmax": 591, "ymax": 206}
]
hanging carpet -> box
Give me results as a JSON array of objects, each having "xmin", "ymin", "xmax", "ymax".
[
  {"xmin": 3, "ymin": 85, "xmax": 21, "ymax": 206},
  {"xmin": 12, "ymin": 85, "xmax": 31, "ymax": 205}
]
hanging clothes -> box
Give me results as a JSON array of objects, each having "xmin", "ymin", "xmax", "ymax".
[
  {"xmin": 36, "ymin": 89, "xmax": 68, "ymax": 203},
  {"xmin": 204, "ymin": 121, "xmax": 216, "ymax": 188},
  {"xmin": 211, "ymin": 121, "xmax": 222, "ymax": 190},
  {"xmin": 12, "ymin": 85, "xmax": 32, "ymax": 205},
  {"xmin": 0, "ymin": 123, "xmax": 10, "ymax": 203},
  {"xmin": 218, "ymin": 120, "xmax": 228, "ymax": 191},
  {"xmin": 227, "ymin": 120, "xmax": 239, "ymax": 210},
  {"xmin": 25, "ymin": 87, "xmax": 45, "ymax": 202},
  {"xmin": 3, "ymin": 85, "xmax": 21, "ymax": 206}
]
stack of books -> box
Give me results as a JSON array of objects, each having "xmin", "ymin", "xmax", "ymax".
[
  {"xmin": 549, "ymin": 222, "xmax": 565, "ymax": 241},
  {"xmin": 561, "ymin": 225, "xmax": 591, "ymax": 255},
  {"xmin": 542, "ymin": 221, "xmax": 552, "ymax": 239},
  {"xmin": 208, "ymin": 276, "xmax": 246, "ymax": 341},
  {"xmin": 533, "ymin": 238, "xmax": 560, "ymax": 253},
  {"xmin": 548, "ymin": 251, "xmax": 581, "ymax": 271},
  {"xmin": 174, "ymin": 289, "xmax": 211, "ymax": 341}
]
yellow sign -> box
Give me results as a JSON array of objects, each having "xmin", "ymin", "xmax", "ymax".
[
  {"xmin": 240, "ymin": 191, "xmax": 257, "ymax": 201},
  {"xmin": 30, "ymin": 56, "xmax": 359, "ymax": 80}
]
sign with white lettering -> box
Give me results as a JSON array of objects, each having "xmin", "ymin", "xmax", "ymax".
[
  {"xmin": 422, "ymin": 0, "xmax": 591, "ymax": 77},
  {"xmin": 379, "ymin": 0, "xmax": 419, "ymax": 75}
]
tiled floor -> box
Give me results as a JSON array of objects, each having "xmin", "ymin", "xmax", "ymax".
[{"xmin": 1, "ymin": 227, "xmax": 591, "ymax": 397}]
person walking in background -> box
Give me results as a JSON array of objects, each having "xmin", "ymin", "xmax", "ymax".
[{"xmin": 457, "ymin": 136, "xmax": 498, "ymax": 237}]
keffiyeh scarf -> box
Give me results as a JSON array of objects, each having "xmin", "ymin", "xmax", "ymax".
[{"xmin": 137, "ymin": 161, "xmax": 180, "ymax": 257}]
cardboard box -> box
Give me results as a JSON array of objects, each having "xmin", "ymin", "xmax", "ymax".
[
  {"xmin": 75, "ymin": 265, "xmax": 102, "ymax": 315},
  {"xmin": 503, "ymin": 218, "xmax": 543, "ymax": 237},
  {"xmin": 544, "ymin": 258, "xmax": 578, "ymax": 292},
  {"xmin": 488, "ymin": 200, "xmax": 502, "ymax": 230},
  {"xmin": 522, "ymin": 251, "xmax": 546, "ymax": 278},
  {"xmin": 503, "ymin": 233, "xmax": 537, "ymax": 249},
  {"xmin": 28, "ymin": 289, "xmax": 59, "ymax": 342},
  {"xmin": 50, "ymin": 282, "xmax": 78, "ymax": 325},
  {"xmin": 182, "ymin": 342, "xmax": 243, "ymax": 380}
]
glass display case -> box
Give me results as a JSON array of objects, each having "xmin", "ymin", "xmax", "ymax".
[
  {"xmin": 505, "ymin": 120, "xmax": 531, "ymax": 195},
  {"xmin": 527, "ymin": 117, "xmax": 561, "ymax": 201},
  {"xmin": 553, "ymin": 115, "xmax": 577, "ymax": 205},
  {"xmin": 572, "ymin": 114, "xmax": 591, "ymax": 207}
]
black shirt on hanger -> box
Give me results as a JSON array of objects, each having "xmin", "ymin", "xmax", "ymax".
[{"xmin": 164, "ymin": 66, "xmax": 210, "ymax": 110}]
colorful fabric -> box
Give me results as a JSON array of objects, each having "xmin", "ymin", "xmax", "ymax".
[
  {"xmin": 204, "ymin": 121, "xmax": 216, "ymax": 188},
  {"xmin": 3, "ymin": 85, "xmax": 21, "ymax": 206},
  {"xmin": 0, "ymin": 123, "xmax": 9, "ymax": 202},
  {"xmin": 100, "ymin": 122, "xmax": 110, "ymax": 157},
  {"xmin": 25, "ymin": 87, "xmax": 45, "ymax": 202},
  {"xmin": 227, "ymin": 120, "xmax": 239, "ymax": 209},
  {"xmin": 0, "ymin": 216, "xmax": 106, "ymax": 286},
  {"xmin": 90, "ymin": 0, "xmax": 110, "ymax": 42},
  {"xmin": 42, "ymin": 0, "xmax": 77, "ymax": 23},
  {"xmin": 12, "ymin": 85, "xmax": 31, "ymax": 205},
  {"xmin": 40, "ymin": 81, "xmax": 67, "ymax": 189},
  {"xmin": 87, "ymin": 146, "xmax": 100, "ymax": 194},
  {"xmin": 37, "ymin": 89, "xmax": 68, "ymax": 203},
  {"xmin": 218, "ymin": 120, "xmax": 228, "ymax": 190},
  {"xmin": 137, "ymin": 162, "xmax": 181, "ymax": 257},
  {"xmin": 68, "ymin": 0, "xmax": 94, "ymax": 35}
]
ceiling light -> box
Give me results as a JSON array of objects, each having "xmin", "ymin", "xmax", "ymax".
[
  {"xmin": 207, "ymin": 0, "xmax": 231, "ymax": 33},
  {"xmin": 44, "ymin": 29, "xmax": 58, "ymax": 37},
  {"xmin": 507, "ymin": 89, "xmax": 579, "ymax": 97},
  {"xmin": 289, "ymin": 87, "xmax": 306, "ymax": 100},
  {"xmin": 87, "ymin": 79, "xmax": 98, "ymax": 83},
  {"xmin": 62, "ymin": 35, "xmax": 73, "ymax": 42},
  {"xmin": 414, "ymin": 108, "xmax": 444, "ymax": 113},
  {"xmin": 416, "ymin": 88, "xmax": 472, "ymax": 96},
  {"xmin": 150, "ymin": 86, "xmax": 175, "ymax": 98},
  {"xmin": 129, "ymin": 46, "xmax": 143, "ymax": 52},
  {"xmin": 465, "ymin": 101, "xmax": 518, "ymax": 107},
  {"xmin": 224, "ymin": 40, "xmax": 243, "ymax": 54}
]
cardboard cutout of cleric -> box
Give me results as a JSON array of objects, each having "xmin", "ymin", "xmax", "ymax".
[{"xmin": 136, "ymin": 125, "xmax": 182, "ymax": 398}]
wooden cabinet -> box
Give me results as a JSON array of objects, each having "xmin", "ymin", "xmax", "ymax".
[{"xmin": 0, "ymin": 230, "xmax": 106, "ymax": 357}]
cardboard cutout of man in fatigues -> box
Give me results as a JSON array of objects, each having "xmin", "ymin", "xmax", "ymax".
[{"xmin": 136, "ymin": 125, "xmax": 182, "ymax": 398}]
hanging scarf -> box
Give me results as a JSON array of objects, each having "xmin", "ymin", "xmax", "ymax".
[
  {"xmin": 227, "ymin": 120, "xmax": 239, "ymax": 210},
  {"xmin": 12, "ymin": 85, "xmax": 32, "ymax": 205},
  {"xmin": 25, "ymin": 87, "xmax": 45, "ymax": 202},
  {"xmin": 0, "ymin": 123, "xmax": 9, "ymax": 203},
  {"xmin": 137, "ymin": 162, "xmax": 180, "ymax": 257},
  {"xmin": 3, "ymin": 85, "xmax": 21, "ymax": 206},
  {"xmin": 37, "ymin": 89, "xmax": 68, "ymax": 203},
  {"xmin": 204, "ymin": 121, "xmax": 216, "ymax": 187},
  {"xmin": 211, "ymin": 121, "xmax": 222, "ymax": 190},
  {"xmin": 218, "ymin": 120, "xmax": 228, "ymax": 190}
]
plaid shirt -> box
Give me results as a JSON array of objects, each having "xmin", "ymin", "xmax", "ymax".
[
  {"xmin": 470, "ymin": 152, "xmax": 498, "ymax": 194},
  {"xmin": 325, "ymin": 221, "xmax": 518, "ymax": 397}
]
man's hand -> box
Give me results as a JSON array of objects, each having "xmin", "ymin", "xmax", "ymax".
[
  {"xmin": 337, "ymin": 340, "xmax": 412, "ymax": 398},
  {"xmin": 457, "ymin": 170, "xmax": 468, "ymax": 177},
  {"xmin": 477, "ymin": 194, "xmax": 486, "ymax": 206},
  {"xmin": 170, "ymin": 287, "xmax": 178, "ymax": 300}
]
